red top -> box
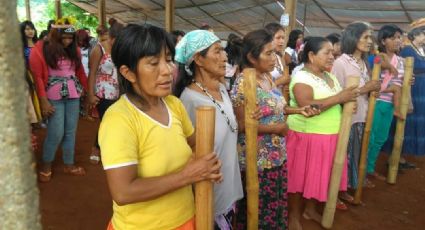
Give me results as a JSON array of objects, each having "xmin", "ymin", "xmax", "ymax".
[{"xmin": 29, "ymin": 40, "xmax": 88, "ymax": 98}]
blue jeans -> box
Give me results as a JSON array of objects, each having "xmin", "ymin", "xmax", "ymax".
[{"xmin": 42, "ymin": 98, "xmax": 80, "ymax": 165}]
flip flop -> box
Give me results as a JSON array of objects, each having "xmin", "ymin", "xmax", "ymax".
[
  {"xmin": 336, "ymin": 199, "xmax": 348, "ymax": 211},
  {"xmin": 39, "ymin": 171, "xmax": 52, "ymax": 183}
]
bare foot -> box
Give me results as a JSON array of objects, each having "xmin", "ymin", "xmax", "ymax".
[
  {"xmin": 289, "ymin": 216, "xmax": 303, "ymax": 230},
  {"xmin": 368, "ymin": 172, "xmax": 386, "ymax": 181},
  {"xmin": 303, "ymin": 208, "xmax": 322, "ymax": 224}
]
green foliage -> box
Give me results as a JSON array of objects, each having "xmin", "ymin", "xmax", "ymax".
[
  {"xmin": 17, "ymin": 0, "xmax": 99, "ymax": 34},
  {"xmin": 47, "ymin": 1, "xmax": 99, "ymax": 32}
]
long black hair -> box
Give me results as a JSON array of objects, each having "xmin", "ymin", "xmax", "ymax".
[
  {"xmin": 111, "ymin": 24, "xmax": 175, "ymax": 96},
  {"xmin": 287, "ymin": 29, "xmax": 303, "ymax": 49},
  {"xmin": 20, "ymin": 20, "xmax": 38, "ymax": 48},
  {"xmin": 299, "ymin": 37, "xmax": 330, "ymax": 64},
  {"xmin": 242, "ymin": 29, "xmax": 273, "ymax": 69},
  {"xmin": 225, "ymin": 33, "xmax": 243, "ymax": 66}
]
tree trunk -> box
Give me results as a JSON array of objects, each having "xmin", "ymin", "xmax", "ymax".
[{"xmin": 0, "ymin": 1, "xmax": 41, "ymax": 229}]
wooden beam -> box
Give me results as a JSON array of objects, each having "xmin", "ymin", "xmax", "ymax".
[
  {"xmin": 165, "ymin": 0, "xmax": 175, "ymax": 32},
  {"xmin": 302, "ymin": 2, "xmax": 307, "ymax": 33},
  {"xmin": 399, "ymin": 0, "xmax": 413, "ymax": 23},
  {"xmin": 98, "ymin": 0, "xmax": 106, "ymax": 27},
  {"xmin": 25, "ymin": 0, "xmax": 31, "ymax": 21},
  {"xmin": 55, "ymin": 0, "xmax": 62, "ymax": 19},
  {"xmin": 188, "ymin": 0, "xmax": 244, "ymax": 36},
  {"xmin": 311, "ymin": 0, "xmax": 343, "ymax": 29},
  {"xmin": 285, "ymin": 0, "xmax": 297, "ymax": 30}
]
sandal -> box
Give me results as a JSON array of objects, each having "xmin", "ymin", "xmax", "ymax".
[
  {"xmin": 336, "ymin": 199, "xmax": 348, "ymax": 211},
  {"xmin": 365, "ymin": 178, "xmax": 376, "ymax": 188},
  {"xmin": 39, "ymin": 170, "xmax": 52, "ymax": 183},
  {"xmin": 89, "ymin": 147, "xmax": 101, "ymax": 165},
  {"xmin": 339, "ymin": 193, "xmax": 355, "ymax": 204},
  {"xmin": 63, "ymin": 165, "xmax": 86, "ymax": 176}
]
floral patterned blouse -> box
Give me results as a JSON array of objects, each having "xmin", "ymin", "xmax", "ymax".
[
  {"xmin": 95, "ymin": 43, "xmax": 119, "ymax": 100},
  {"xmin": 231, "ymin": 74, "xmax": 286, "ymax": 171}
]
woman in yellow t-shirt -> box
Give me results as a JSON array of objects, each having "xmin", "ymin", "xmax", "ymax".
[{"xmin": 99, "ymin": 24, "xmax": 222, "ymax": 230}]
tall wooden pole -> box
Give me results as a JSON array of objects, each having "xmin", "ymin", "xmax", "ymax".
[
  {"xmin": 0, "ymin": 0, "xmax": 41, "ymax": 228},
  {"xmin": 165, "ymin": 0, "xmax": 174, "ymax": 32},
  {"xmin": 322, "ymin": 76, "xmax": 360, "ymax": 229},
  {"xmin": 282, "ymin": 0, "xmax": 297, "ymax": 103},
  {"xmin": 195, "ymin": 106, "xmax": 215, "ymax": 230},
  {"xmin": 98, "ymin": 0, "xmax": 106, "ymax": 27},
  {"xmin": 387, "ymin": 57, "xmax": 414, "ymax": 184},
  {"xmin": 243, "ymin": 68, "xmax": 259, "ymax": 230},
  {"xmin": 25, "ymin": 0, "xmax": 31, "ymax": 21},
  {"xmin": 353, "ymin": 57, "xmax": 381, "ymax": 204},
  {"xmin": 55, "ymin": 0, "xmax": 62, "ymax": 19}
]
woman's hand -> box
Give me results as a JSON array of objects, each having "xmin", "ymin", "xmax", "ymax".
[
  {"xmin": 40, "ymin": 98, "xmax": 55, "ymax": 118},
  {"xmin": 88, "ymin": 94, "xmax": 100, "ymax": 108},
  {"xmin": 364, "ymin": 80, "xmax": 381, "ymax": 93},
  {"xmin": 274, "ymin": 123, "xmax": 289, "ymax": 137},
  {"xmin": 338, "ymin": 86, "xmax": 360, "ymax": 103},
  {"xmin": 181, "ymin": 153, "xmax": 223, "ymax": 184},
  {"xmin": 300, "ymin": 105, "xmax": 321, "ymax": 117},
  {"xmin": 250, "ymin": 106, "xmax": 263, "ymax": 120}
]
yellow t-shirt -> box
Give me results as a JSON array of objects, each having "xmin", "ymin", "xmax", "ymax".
[{"xmin": 99, "ymin": 95, "xmax": 195, "ymax": 230}]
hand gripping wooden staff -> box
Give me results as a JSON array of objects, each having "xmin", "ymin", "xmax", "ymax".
[
  {"xmin": 322, "ymin": 76, "xmax": 360, "ymax": 229},
  {"xmin": 353, "ymin": 57, "xmax": 382, "ymax": 204},
  {"xmin": 387, "ymin": 57, "xmax": 414, "ymax": 184},
  {"xmin": 195, "ymin": 106, "xmax": 216, "ymax": 230},
  {"xmin": 243, "ymin": 68, "xmax": 259, "ymax": 230}
]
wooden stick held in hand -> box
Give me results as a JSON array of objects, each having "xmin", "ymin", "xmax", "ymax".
[
  {"xmin": 354, "ymin": 57, "xmax": 381, "ymax": 204},
  {"xmin": 195, "ymin": 106, "xmax": 216, "ymax": 230},
  {"xmin": 322, "ymin": 76, "xmax": 360, "ymax": 229},
  {"xmin": 243, "ymin": 68, "xmax": 259, "ymax": 230},
  {"xmin": 387, "ymin": 57, "xmax": 414, "ymax": 184}
]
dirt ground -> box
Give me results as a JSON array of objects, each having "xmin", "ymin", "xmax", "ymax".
[{"xmin": 34, "ymin": 118, "xmax": 425, "ymax": 230}]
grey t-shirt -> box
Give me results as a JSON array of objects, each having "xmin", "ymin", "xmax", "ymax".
[{"xmin": 180, "ymin": 84, "xmax": 243, "ymax": 215}]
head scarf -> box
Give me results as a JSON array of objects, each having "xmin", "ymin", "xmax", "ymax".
[{"xmin": 175, "ymin": 30, "xmax": 220, "ymax": 75}]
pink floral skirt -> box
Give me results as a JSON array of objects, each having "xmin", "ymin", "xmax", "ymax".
[{"xmin": 286, "ymin": 130, "xmax": 347, "ymax": 202}]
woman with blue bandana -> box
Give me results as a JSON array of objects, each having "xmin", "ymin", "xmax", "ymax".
[{"xmin": 175, "ymin": 30, "xmax": 244, "ymax": 230}]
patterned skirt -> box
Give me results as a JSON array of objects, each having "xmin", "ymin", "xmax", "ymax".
[
  {"xmin": 347, "ymin": 122, "xmax": 365, "ymax": 189},
  {"xmin": 235, "ymin": 164, "xmax": 288, "ymax": 230}
]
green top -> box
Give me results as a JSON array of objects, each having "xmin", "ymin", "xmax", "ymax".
[{"xmin": 287, "ymin": 69, "xmax": 342, "ymax": 134}]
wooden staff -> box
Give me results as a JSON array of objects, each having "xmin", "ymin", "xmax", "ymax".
[
  {"xmin": 353, "ymin": 57, "xmax": 382, "ymax": 204},
  {"xmin": 283, "ymin": 64, "xmax": 290, "ymax": 103},
  {"xmin": 387, "ymin": 57, "xmax": 414, "ymax": 184},
  {"xmin": 243, "ymin": 68, "xmax": 259, "ymax": 230},
  {"xmin": 322, "ymin": 76, "xmax": 359, "ymax": 229},
  {"xmin": 195, "ymin": 106, "xmax": 216, "ymax": 230}
]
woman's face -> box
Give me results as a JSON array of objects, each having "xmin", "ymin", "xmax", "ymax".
[
  {"xmin": 24, "ymin": 25, "xmax": 35, "ymax": 39},
  {"xmin": 197, "ymin": 42, "xmax": 228, "ymax": 79},
  {"xmin": 273, "ymin": 29, "xmax": 286, "ymax": 52},
  {"xmin": 61, "ymin": 34, "xmax": 74, "ymax": 48},
  {"xmin": 135, "ymin": 47, "xmax": 174, "ymax": 98},
  {"xmin": 414, "ymin": 31, "xmax": 425, "ymax": 46},
  {"xmin": 382, "ymin": 31, "xmax": 402, "ymax": 53},
  {"xmin": 332, "ymin": 42, "xmax": 341, "ymax": 58},
  {"xmin": 309, "ymin": 41, "xmax": 335, "ymax": 71},
  {"xmin": 251, "ymin": 42, "xmax": 276, "ymax": 73},
  {"xmin": 356, "ymin": 29, "xmax": 373, "ymax": 53}
]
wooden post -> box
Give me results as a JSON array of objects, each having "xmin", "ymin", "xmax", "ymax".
[
  {"xmin": 165, "ymin": 0, "xmax": 174, "ymax": 32},
  {"xmin": 25, "ymin": 0, "xmax": 31, "ymax": 21},
  {"xmin": 283, "ymin": 64, "xmax": 290, "ymax": 103},
  {"xmin": 0, "ymin": 0, "xmax": 41, "ymax": 228},
  {"xmin": 387, "ymin": 57, "xmax": 414, "ymax": 184},
  {"xmin": 283, "ymin": 0, "xmax": 298, "ymax": 47},
  {"xmin": 98, "ymin": 0, "xmax": 106, "ymax": 27},
  {"xmin": 353, "ymin": 57, "xmax": 381, "ymax": 204},
  {"xmin": 195, "ymin": 106, "xmax": 215, "ymax": 230},
  {"xmin": 55, "ymin": 0, "xmax": 62, "ymax": 19},
  {"xmin": 322, "ymin": 76, "xmax": 360, "ymax": 229},
  {"xmin": 243, "ymin": 68, "xmax": 259, "ymax": 230}
]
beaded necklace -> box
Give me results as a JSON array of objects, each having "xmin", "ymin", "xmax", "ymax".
[{"xmin": 192, "ymin": 80, "xmax": 238, "ymax": 133}]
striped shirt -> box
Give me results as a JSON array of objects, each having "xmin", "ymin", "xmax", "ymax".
[{"xmin": 378, "ymin": 54, "xmax": 404, "ymax": 103}]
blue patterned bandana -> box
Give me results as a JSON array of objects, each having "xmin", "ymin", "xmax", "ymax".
[{"xmin": 174, "ymin": 30, "xmax": 220, "ymax": 69}]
